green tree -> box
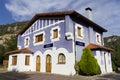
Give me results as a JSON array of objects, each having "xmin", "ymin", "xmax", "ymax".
[
  {"xmin": 77, "ymin": 47, "xmax": 101, "ymax": 76},
  {"xmin": 0, "ymin": 45, "xmax": 5, "ymax": 64},
  {"xmin": 4, "ymin": 36, "xmax": 18, "ymax": 54},
  {"xmin": 104, "ymin": 35, "xmax": 120, "ymax": 71}
]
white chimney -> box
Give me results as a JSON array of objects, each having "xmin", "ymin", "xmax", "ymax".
[{"xmin": 85, "ymin": 7, "xmax": 92, "ymax": 20}]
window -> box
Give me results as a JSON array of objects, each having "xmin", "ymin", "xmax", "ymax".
[
  {"xmin": 58, "ymin": 53, "xmax": 65, "ymax": 64},
  {"xmin": 25, "ymin": 38, "xmax": 28, "ymax": 46},
  {"xmin": 77, "ymin": 27, "xmax": 82, "ymax": 37},
  {"xmin": 50, "ymin": 27, "xmax": 60, "ymax": 42},
  {"xmin": 35, "ymin": 34, "xmax": 43, "ymax": 43},
  {"xmin": 25, "ymin": 56, "xmax": 30, "ymax": 65},
  {"xmin": 53, "ymin": 29, "xmax": 58, "ymax": 39},
  {"xmin": 96, "ymin": 33, "xmax": 101, "ymax": 43},
  {"xmin": 75, "ymin": 23, "xmax": 84, "ymax": 39},
  {"xmin": 12, "ymin": 56, "xmax": 17, "ymax": 65},
  {"xmin": 24, "ymin": 37, "xmax": 29, "ymax": 47},
  {"xmin": 33, "ymin": 32, "xmax": 45, "ymax": 46}
]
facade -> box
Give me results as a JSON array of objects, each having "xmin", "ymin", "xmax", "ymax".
[{"xmin": 7, "ymin": 9, "xmax": 112, "ymax": 75}]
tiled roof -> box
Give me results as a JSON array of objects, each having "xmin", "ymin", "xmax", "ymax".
[
  {"xmin": 87, "ymin": 43, "xmax": 113, "ymax": 51},
  {"xmin": 18, "ymin": 10, "xmax": 107, "ymax": 35},
  {"xmin": 6, "ymin": 48, "xmax": 33, "ymax": 55}
]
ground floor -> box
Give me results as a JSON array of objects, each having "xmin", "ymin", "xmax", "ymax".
[
  {"xmin": 8, "ymin": 48, "xmax": 76, "ymax": 75},
  {"xmin": 7, "ymin": 46, "xmax": 113, "ymax": 75}
]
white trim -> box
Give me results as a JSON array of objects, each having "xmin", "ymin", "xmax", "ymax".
[
  {"xmin": 17, "ymin": 45, "xmax": 21, "ymax": 49},
  {"xmin": 75, "ymin": 23, "xmax": 84, "ymax": 39},
  {"xmin": 65, "ymin": 32, "xmax": 73, "ymax": 40},
  {"xmin": 96, "ymin": 32, "xmax": 101, "ymax": 44},
  {"xmin": 21, "ymin": 20, "xmax": 64, "ymax": 37},
  {"xmin": 24, "ymin": 36, "xmax": 30, "ymax": 48},
  {"xmin": 33, "ymin": 31, "xmax": 45, "ymax": 46},
  {"xmin": 50, "ymin": 26, "xmax": 61, "ymax": 42}
]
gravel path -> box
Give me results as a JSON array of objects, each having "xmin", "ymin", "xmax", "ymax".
[{"xmin": 0, "ymin": 71, "xmax": 120, "ymax": 80}]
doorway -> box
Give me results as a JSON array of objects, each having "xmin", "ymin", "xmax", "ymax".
[
  {"xmin": 36, "ymin": 55, "xmax": 40, "ymax": 72},
  {"xmin": 46, "ymin": 54, "xmax": 51, "ymax": 72}
]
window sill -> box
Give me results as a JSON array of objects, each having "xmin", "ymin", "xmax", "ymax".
[{"xmin": 57, "ymin": 62, "xmax": 65, "ymax": 64}]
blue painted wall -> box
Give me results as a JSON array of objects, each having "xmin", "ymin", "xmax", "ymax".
[{"xmin": 18, "ymin": 15, "xmax": 104, "ymax": 61}]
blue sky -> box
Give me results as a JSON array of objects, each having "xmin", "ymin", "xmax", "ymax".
[{"xmin": 0, "ymin": 0, "xmax": 120, "ymax": 37}]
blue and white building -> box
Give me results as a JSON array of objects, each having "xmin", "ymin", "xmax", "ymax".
[{"xmin": 7, "ymin": 8, "xmax": 113, "ymax": 75}]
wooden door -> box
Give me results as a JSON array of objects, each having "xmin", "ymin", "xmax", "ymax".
[
  {"xmin": 36, "ymin": 55, "xmax": 40, "ymax": 72},
  {"xmin": 46, "ymin": 55, "xmax": 51, "ymax": 72}
]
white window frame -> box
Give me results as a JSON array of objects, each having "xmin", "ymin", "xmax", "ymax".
[
  {"xmin": 96, "ymin": 33, "xmax": 101, "ymax": 43},
  {"xmin": 24, "ymin": 36, "xmax": 30, "ymax": 48},
  {"xmin": 50, "ymin": 26, "xmax": 60, "ymax": 42},
  {"xmin": 33, "ymin": 31, "xmax": 45, "ymax": 46},
  {"xmin": 75, "ymin": 23, "xmax": 84, "ymax": 39}
]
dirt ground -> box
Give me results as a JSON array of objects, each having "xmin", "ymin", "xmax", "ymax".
[{"xmin": 0, "ymin": 70, "xmax": 120, "ymax": 80}]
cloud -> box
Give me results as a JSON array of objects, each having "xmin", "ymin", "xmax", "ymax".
[
  {"xmin": 5, "ymin": 0, "xmax": 120, "ymax": 36},
  {"xmin": 5, "ymin": 0, "xmax": 73, "ymax": 21}
]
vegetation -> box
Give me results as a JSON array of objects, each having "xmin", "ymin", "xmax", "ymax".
[
  {"xmin": 0, "ymin": 21, "xmax": 28, "ymax": 65},
  {"xmin": 75, "ymin": 47, "xmax": 101, "ymax": 76},
  {"xmin": 104, "ymin": 35, "xmax": 120, "ymax": 71},
  {"xmin": 0, "ymin": 21, "xmax": 28, "ymax": 36},
  {"xmin": 0, "ymin": 36, "xmax": 18, "ymax": 65}
]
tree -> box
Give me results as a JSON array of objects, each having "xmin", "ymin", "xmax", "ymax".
[
  {"xmin": 77, "ymin": 47, "xmax": 101, "ymax": 76},
  {"xmin": 104, "ymin": 35, "xmax": 120, "ymax": 71},
  {"xmin": 4, "ymin": 36, "xmax": 18, "ymax": 53},
  {"xmin": 0, "ymin": 45, "xmax": 5, "ymax": 64}
]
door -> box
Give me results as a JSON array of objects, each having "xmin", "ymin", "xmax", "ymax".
[
  {"xmin": 36, "ymin": 55, "xmax": 40, "ymax": 72},
  {"xmin": 46, "ymin": 54, "xmax": 51, "ymax": 72}
]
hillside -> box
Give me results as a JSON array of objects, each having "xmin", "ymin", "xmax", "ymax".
[
  {"xmin": 0, "ymin": 21, "xmax": 28, "ymax": 44},
  {"xmin": 104, "ymin": 35, "xmax": 120, "ymax": 70}
]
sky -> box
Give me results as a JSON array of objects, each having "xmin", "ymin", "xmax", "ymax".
[{"xmin": 0, "ymin": 0, "xmax": 120, "ymax": 37}]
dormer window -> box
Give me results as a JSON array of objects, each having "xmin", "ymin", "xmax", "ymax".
[{"xmin": 75, "ymin": 23, "xmax": 84, "ymax": 39}]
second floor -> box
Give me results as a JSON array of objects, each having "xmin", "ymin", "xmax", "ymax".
[{"xmin": 17, "ymin": 10, "xmax": 107, "ymax": 52}]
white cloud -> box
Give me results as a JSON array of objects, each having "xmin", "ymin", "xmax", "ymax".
[
  {"xmin": 5, "ymin": 0, "xmax": 73, "ymax": 21},
  {"xmin": 5, "ymin": 0, "xmax": 120, "ymax": 36}
]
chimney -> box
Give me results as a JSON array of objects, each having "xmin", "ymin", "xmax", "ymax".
[{"xmin": 85, "ymin": 7, "xmax": 92, "ymax": 20}]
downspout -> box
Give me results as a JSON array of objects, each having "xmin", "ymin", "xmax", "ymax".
[{"xmin": 73, "ymin": 22, "xmax": 76, "ymax": 63}]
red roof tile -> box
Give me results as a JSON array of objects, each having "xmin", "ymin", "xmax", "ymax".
[
  {"xmin": 87, "ymin": 43, "xmax": 113, "ymax": 51},
  {"xmin": 6, "ymin": 48, "xmax": 33, "ymax": 55}
]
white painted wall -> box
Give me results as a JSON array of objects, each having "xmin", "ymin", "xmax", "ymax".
[
  {"xmin": 8, "ymin": 48, "xmax": 76, "ymax": 75},
  {"xmin": 95, "ymin": 51, "xmax": 112, "ymax": 74},
  {"xmin": 8, "ymin": 53, "xmax": 33, "ymax": 72}
]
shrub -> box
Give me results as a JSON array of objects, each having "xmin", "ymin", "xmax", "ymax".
[{"xmin": 77, "ymin": 47, "xmax": 101, "ymax": 76}]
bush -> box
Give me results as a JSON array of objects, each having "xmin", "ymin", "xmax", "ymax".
[{"xmin": 77, "ymin": 47, "xmax": 101, "ymax": 76}]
